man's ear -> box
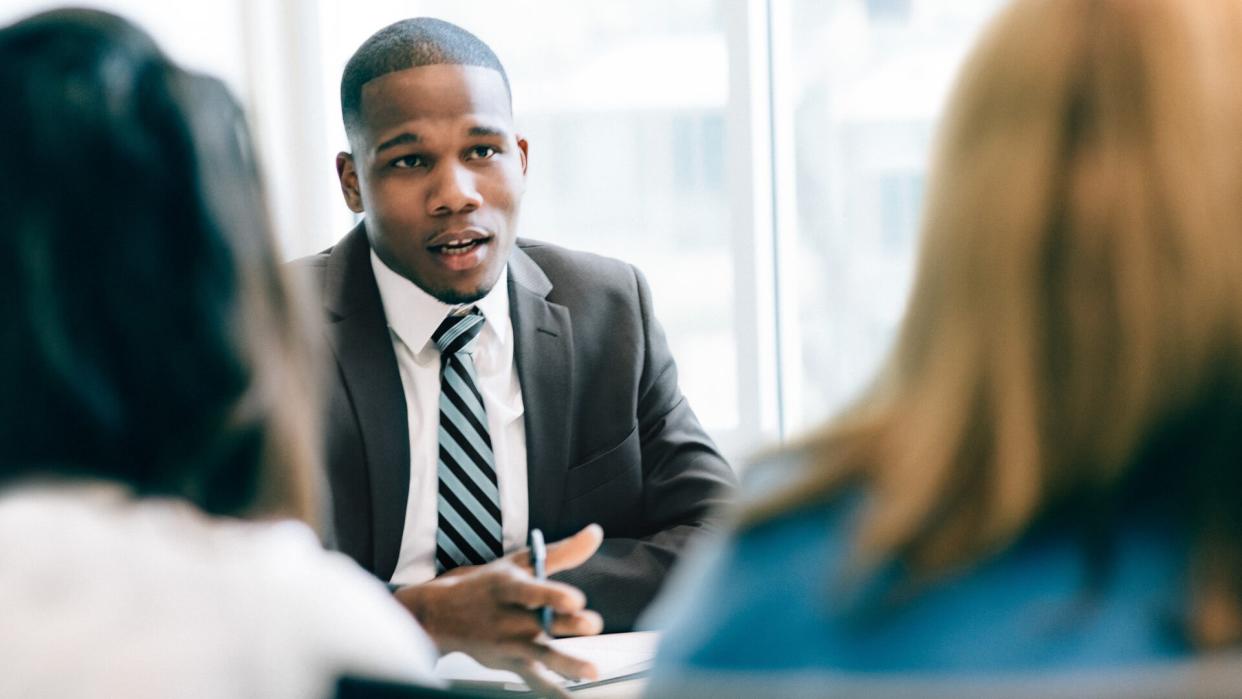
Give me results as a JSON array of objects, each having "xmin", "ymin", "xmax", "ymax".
[
  {"xmin": 516, "ymin": 136, "xmax": 529, "ymax": 176},
  {"xmin": 336, "ymin": 152, "xmax": 364, "ymax": 213}
]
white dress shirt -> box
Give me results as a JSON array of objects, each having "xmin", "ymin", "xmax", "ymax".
[
  {"xmin": 371, "ymin": 250, "xmax": 529, "ymax": 585},
  {"xmin": 0, "ymin": 482, "xmax": 437, "ymax": 699}
]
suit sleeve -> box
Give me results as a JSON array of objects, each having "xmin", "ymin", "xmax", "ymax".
[{"xmin": 552, "ymin": 265, "xmax": 737, "ymax": 631}]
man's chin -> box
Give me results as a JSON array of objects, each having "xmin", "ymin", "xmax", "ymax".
[
  {"xmin": 432, "ymin": 286, "xmax": 490, "ymax": 305},
  {"xmin": 426, "ymin": 273, "xmax": 500, "ymax": 305},
  {"xmin": 408, "ymin": 262, "xmax": 506, "ymax": 306}
]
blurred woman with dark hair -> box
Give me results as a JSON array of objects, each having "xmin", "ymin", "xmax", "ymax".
[
  {"xmin": 0, "ymin": 9, "xmax": 434, "ymax": 696},
  {"xmin": 650, "ymin": 0, "xmax": 1242, "ymax": 696}
]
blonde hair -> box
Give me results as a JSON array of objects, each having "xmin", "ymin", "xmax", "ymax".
[{"xmin": 755, "ymin": 0, "xmax": 1242, "ymax": 646}]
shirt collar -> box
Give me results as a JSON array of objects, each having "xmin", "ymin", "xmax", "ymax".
[{"xmin": 370, "ymin": 248, "xmax": 510, "ymax": 354}]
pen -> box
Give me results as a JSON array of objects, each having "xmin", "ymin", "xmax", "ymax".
[{"xmin": 528, "ymin": 528, "xmax": 553, "ymax": 635}]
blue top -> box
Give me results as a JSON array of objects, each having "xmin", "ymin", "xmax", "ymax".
[{"xmin": 642, "ymin": 455, "xmax": 1238, "ymax": 697}]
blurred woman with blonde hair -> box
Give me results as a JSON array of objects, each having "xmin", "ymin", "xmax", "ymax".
[{"xmin": 650, "ymin": 0, "xmax": 1242, "ymax": 696}]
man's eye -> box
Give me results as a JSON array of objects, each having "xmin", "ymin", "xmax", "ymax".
[
  {"xmin": 392, "ymin": 155, "xmax": 426, "ymax": 169},
  {"xmin": 467, "ymin": 145, "xmax": 497, "ymax": 160}
]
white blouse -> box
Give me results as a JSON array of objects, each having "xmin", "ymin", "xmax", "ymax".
[{"xmin": 0, "ymin": 482, "xmax": 438, "ymax": 698}]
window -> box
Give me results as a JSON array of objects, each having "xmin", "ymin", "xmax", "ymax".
[
  {"xmin": 772, "ymin": 0, "xmax": 1008, "ymax": 434},
  {"xmin": 0, "ymin": 0, "xmax": 1010, "ymax": 464}
]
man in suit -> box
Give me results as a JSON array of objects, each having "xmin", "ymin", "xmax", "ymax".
[{"xmin": 297, "ymin": 17, "xmax": 735, "ymax": 688}]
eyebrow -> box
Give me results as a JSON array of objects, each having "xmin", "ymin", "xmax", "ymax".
[
  {"xmin": 467, "ymin": 125, "xmax": 508, "ymax": 138},
  {"xmin": 374, "ymin": 125, "xmax": 510, "ymax": 155},
  {"xmin": 375, "ymin": 132, "xmax": 419, "ymax": 155}
]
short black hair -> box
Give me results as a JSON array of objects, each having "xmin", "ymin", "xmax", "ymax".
[
  {"xmin": 340, "ymin": 17, "xmax": 511, "ymax": 141},
  {"xmin": 0, "ymin": 9, "xmax": 320, "ymax": 520}
]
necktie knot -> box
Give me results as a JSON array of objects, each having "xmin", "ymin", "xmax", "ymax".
[{"xmin": 432, "ymin": 309, "xmax": 484, "ymax": 355}]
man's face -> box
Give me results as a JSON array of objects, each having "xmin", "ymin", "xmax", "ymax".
[{"xmin": 337, "ymin": 64, "xmax": 527, "ymax": 304}]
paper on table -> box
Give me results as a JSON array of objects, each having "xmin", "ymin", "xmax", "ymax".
[{"xmin": 434, "ymin": 631, "xmax": 660, "ymax": 692}]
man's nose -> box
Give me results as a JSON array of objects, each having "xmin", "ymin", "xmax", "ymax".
[{"xmin": 427, "ymin": 162, "xmax": 482, "ymax": 216}]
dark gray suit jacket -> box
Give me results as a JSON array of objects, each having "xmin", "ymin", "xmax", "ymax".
[{"xmin": 295, "ymin": 224, "xmax": 735, "ymax": 631}]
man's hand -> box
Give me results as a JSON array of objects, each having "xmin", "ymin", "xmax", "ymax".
[{"xmin": 393, "ymin": 524, "xmax": 605, "ymax": 698}]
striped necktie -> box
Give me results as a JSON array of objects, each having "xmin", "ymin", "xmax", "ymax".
[{"xmin": 432, "ymin": 309, "xmax": 504, "ymax": 574}]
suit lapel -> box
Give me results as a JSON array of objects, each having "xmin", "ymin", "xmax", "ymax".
[
  {"xmin": 323, "ymin": 223, "xmax": 409, "ymax": 580},
  {"xmin": 509, "ymin": 245, "xmax": 574, "ymax": 535}
]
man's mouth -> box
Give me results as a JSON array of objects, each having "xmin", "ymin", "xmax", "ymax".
[
  {"xmin": 430, "ymin": 237, "xmax": 490, "ymax": 256},
  {"xmin": 426, "ymin": 231, "xmax": 495, "ymax": 272}
]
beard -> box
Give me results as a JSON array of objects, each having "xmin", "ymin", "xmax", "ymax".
[{"xmin": 428, "ymin": 283, "xmax": 491, "ymax": 305}]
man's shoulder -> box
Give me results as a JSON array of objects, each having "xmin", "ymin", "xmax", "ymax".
[
  {"xmin": 287, "ymin": 223, "xmax": 367, "ymax": 282},
  {"xmin": 515, "ymin": 238, "xmax": 637, "ymax": 292},
  {"xmin": 285, "ymin": 247, "xmax": 334, "ymax": 308},
  {"xmin": 288, "ymin": 245, "xmax": 333, "ymax": 275}
]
